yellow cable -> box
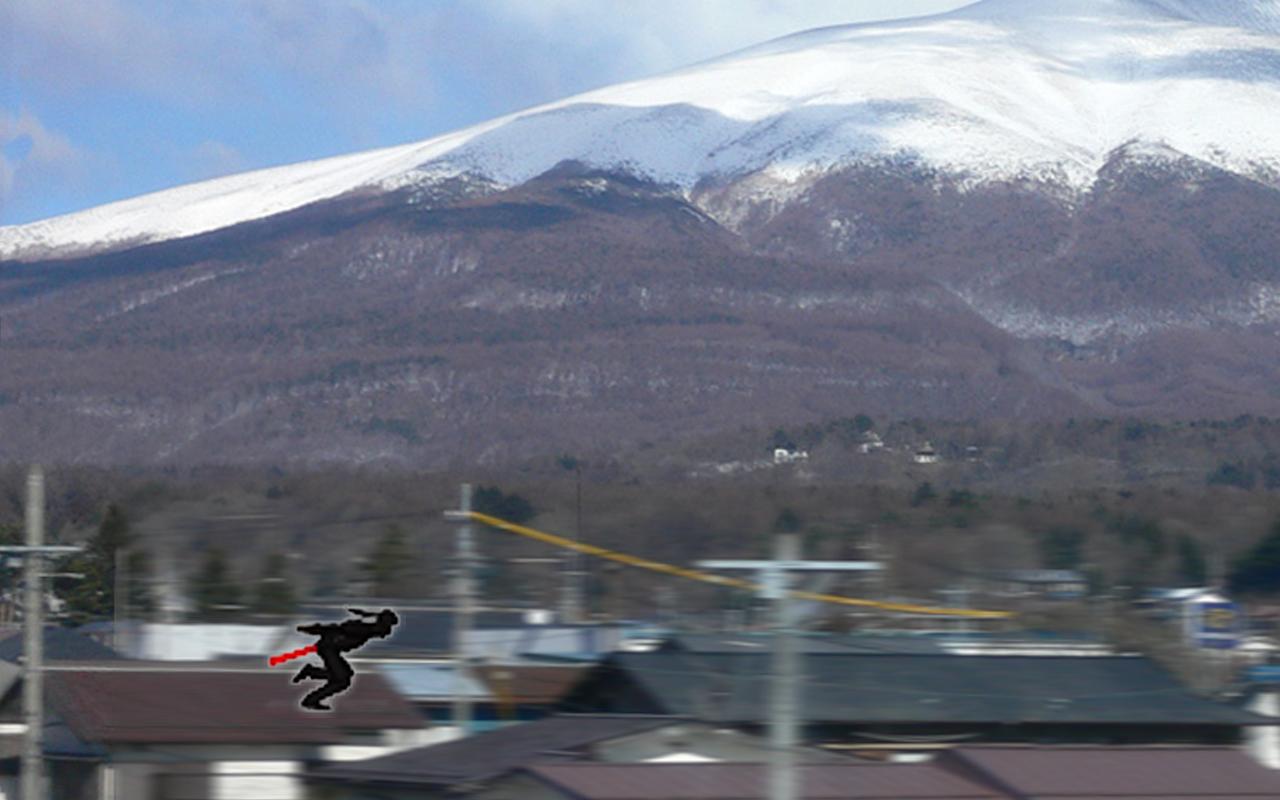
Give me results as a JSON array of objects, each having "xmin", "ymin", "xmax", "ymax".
[{"xmin": 466, "ymin": 511, "xmax": 1012, "ymax": 619}]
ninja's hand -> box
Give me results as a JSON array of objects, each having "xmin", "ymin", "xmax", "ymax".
[{"xmin": 296, "ymin": 624, "xmax": 322, "ymax": 634}]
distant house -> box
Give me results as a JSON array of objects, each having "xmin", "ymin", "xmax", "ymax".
[
  {"xmin": 1139, "ymin": 588, "xmax": 1246, "ymax": 650},
  {"xmin": 302, "ymin": 601, "xmax": 532, "ymax": 660},
  {"xmin": 913, "ymin": 442, "xmax": 940, "ymax": 464},
  {"xmin": 857, "ymin": 431, "xmax": 885, "ymax": 454},
  {"xmin": 26, "ymin": 662, "xmax": 431, "ymax": 800},
  {"xmin": 0, "ymin": 625, "xmax": 122, "ymax": 663},
  {"xmin": 373, "ymin": 662, "xmax": 590, "ymax": 732},
  {"xmin": 316, "ymin": 602, "xmax": 617, "ymax": 650},
  {"xmin": 120, "ymin": 622, "xmax": 291, "ymax": 660},
  {"xmin": 773, "ymin": 446, "xmax": 809, "ymax": 464},
  {"xmin": 308, "ymin": 713, "xmax": 840, "ymax": 799},
  {"xmin": 474, "ymin": 665, "xmax": 591, "ymax": 723},
  {"xmin": 994, "ymin": 569, "xmax": 1088, "ymax": 600},
  {"xmin": 558, "ymin": 651, "xmax": 1269, "ymax": 746}
]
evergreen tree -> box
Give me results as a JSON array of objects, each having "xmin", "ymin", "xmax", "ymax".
[
  {"xmin": 251, "ymin": 552, "xmax": 297, "ymax": 616},
  {"xmin": 190, "ymin": 547, "xmax": 242, "ymax": 621},
  {"xmin": 773, "ymin": 508, "xmax": 802, "ymax": 533},
  {"xmin": 1039, "ymin": 526, "xmax": 1087, "ymax": 570},
  {"xmin": 1229, "ymin": 519, "xmax": 1280, "ymax": 595},
  {"xmin": 1175, "ymin": 534, "xmax": 1209, "ymax": 586},
  {"xmin": 910, "ymin": 482, "xmax": 937, "ymax": 507},
  {"xmin": 364, "ymin": 524, "xmax": 414, "ymax": 597},
  {"xmin": 473, "ymin": 486, "xmax": 536, "ymax": 525},
  {"xmin": 60, "ymin": 504, "xmax": 152, "ymax": 624}
]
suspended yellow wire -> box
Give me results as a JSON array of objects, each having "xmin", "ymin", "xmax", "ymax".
[{"xmin": 465, "ymin": 511, "xmax": 1012, "ymax": 619}]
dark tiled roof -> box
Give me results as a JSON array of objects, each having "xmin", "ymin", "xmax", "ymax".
[
  {"xmin": 943, "ymin": 746, "xmax": 1280, "ymax": 797},
  {"xmin": 474, "ymin": 665, "xmax": 589, "ymax": 704},
  {"xmin": 47, "ymin": 667, "xmax": 423, "ymax": 744},
  {"xmin": 563, "ymin": 652, "xmax": 1267, "ymax": 725},
  {"xmin": 0, "ymin": 627, "xmax": 121, "ymax": 663},
  {"xmin": 312, "ymin": 714, "xmax": 682, "ymax": 787},
  {"xmin": 523, "ymin": 762, "xmax": 1000, "ymax": 799}
]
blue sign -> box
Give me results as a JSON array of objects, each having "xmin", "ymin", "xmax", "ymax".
[{"xmin": 1193, "ymin": 600, "xmax": 1241, "ymax": 649}]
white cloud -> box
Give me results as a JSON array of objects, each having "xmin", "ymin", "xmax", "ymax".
[{"xmin": 0, "ymin": 109, "xmax": 86, "ymax": 216}]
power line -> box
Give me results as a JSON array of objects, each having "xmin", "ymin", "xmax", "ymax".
[{"xmin": 464, "ymin": 511, "xmax": 1012, "ymax": 619}]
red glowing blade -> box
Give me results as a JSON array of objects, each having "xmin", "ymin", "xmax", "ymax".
[{"xmin": 268, "ymin": 644, "xmax": 317, "ymax": 667}]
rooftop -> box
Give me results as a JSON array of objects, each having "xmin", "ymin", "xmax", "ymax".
[
  {"xmin": 312, "ymin": 714, "xmax": 683, "ymax": 787},
  {"xmin": 522, "ymin": 762, "xmax": 999, "ymax": 800},
  {"xmin": 47, "ymin": 664, "xmax": 424, "ymax": 745},
  {"xmin": 563, "ymin": 652, "xmax": 1268, "ymax": 726}
]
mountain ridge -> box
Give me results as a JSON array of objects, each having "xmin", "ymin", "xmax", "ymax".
[{"xmin": 4, "ymin": 0, "xmax": 1279, "ymax": 261}]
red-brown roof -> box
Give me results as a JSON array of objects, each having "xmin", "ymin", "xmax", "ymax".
[
  {"xmin": 943, "ymin": 746, "xmax": 1280, "ymax": 798},
  {"xmin": 48, "ymin": 667, "xmax": 424, "ymax": 744},
  {"xmin": 523, "ymin": 763, "xmax": 1000, "ymax": 799}
]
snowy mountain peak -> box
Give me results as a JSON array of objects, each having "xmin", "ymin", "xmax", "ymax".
[{"xmin": 3, "ymin": 0, "xmax": 1280, "ymax": 261}]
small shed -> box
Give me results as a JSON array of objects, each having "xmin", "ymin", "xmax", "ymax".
[{"xmin": 913, "ymin": 442, "xmax": 940, "ymax": 464}]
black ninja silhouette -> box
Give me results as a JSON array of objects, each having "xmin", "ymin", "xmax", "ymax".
[{"xmin": 292, "ymin": 608, "xmax": 398, "ymax": 710}]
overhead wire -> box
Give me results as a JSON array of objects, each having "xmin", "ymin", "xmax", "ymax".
[{"xmin": 464, "ymin": 511, "xmax": 1013, "ymax": 619}]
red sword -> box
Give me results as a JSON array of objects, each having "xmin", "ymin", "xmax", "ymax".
[{"xmin": 268, "ymin": 644, "xmax": 317, "ymax": 667}]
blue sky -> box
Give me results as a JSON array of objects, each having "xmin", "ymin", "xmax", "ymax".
[{"xmin": 1, "ymin": 0, "xmax": 972, "ymax": 227}]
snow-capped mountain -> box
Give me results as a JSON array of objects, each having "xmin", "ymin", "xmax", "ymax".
[
  {"xmin": 3, "ymin": 0, "xmax": 1279, "ymax": 261},
  {"xmin": 3, "ymin": 0, "xmax": 1280, "ymax": 468}
]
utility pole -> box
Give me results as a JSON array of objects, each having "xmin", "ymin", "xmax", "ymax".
[
  {"xmin": 698, "ymin": 537, "xmax": 881, "ymax": 800},
  {"xmin": 444, "ymin": 484, "xmax": 477, "ymax": 737},
  {"xmin": 557, "ymin": 457, "xmax": 586, "ymax": 623},
  {"xmin": 2, "ymin": 467, "xmax": 80, "ymax": 800},
  {"xmin": 113, "ymin": 547, "xmax": 129, "ymax": 655}
]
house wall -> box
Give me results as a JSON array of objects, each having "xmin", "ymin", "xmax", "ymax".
[
  {"xmin": 322, "ymin": 726, "xmax": 452, "ymax": 763},
  {"xmin": 105, "ymin": 743, "xmax": 314, "ymax": 800},
  {"xmin": 1247, "ymin": 690, "xmax": 1280, "ymax": 768}
]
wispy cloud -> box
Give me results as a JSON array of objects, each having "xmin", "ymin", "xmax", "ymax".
[{"xmin": 0, "ymin": 109, "xmax": 86, "ymax": 219}]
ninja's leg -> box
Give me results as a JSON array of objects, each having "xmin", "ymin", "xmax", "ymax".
[
  {"xmin": 302, "ymin": 679, "xmax": 344, "ymax": 710},
  {"xmin": 292, "ymin": 664, "xmax": 328, "ymax": 684},
  {"xmin": 300, "ymin": 664, "xmax": 354, "ymax": 710}
]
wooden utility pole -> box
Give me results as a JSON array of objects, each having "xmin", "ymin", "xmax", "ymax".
[{"xmin": 698, "ymin": 537, "xmax": 881, "ymax": 800}]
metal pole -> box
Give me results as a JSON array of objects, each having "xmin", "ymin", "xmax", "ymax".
[
  {"xmin": 113, "ymin": 547, "xmax": 129, "ymax": 655},
  {"xmin": 559, "ymin": 465, "xmax": 585, "ymax": 623},
  {"xmin": 573, "ymin": 466, "xmax": 584, "ymax": 621},
  {"xmin": 769, "ymin": 532, "xmax": 800, "ymax": 800},
  {"xmin": 450, "ymin": 484, "xmax": 475, "ymax": 737},
  {"xmin": 22, "ymin": 466, "xmax": 44, "ymax": 800}
]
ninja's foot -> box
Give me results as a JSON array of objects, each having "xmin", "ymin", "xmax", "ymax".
[
  {"xmin": 301, "ymin": 699, "xmax": 331, "ymax": 711},
  {"xmin": 292, "ymin": 672, "xmax": 307, "ymax": 684}
]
